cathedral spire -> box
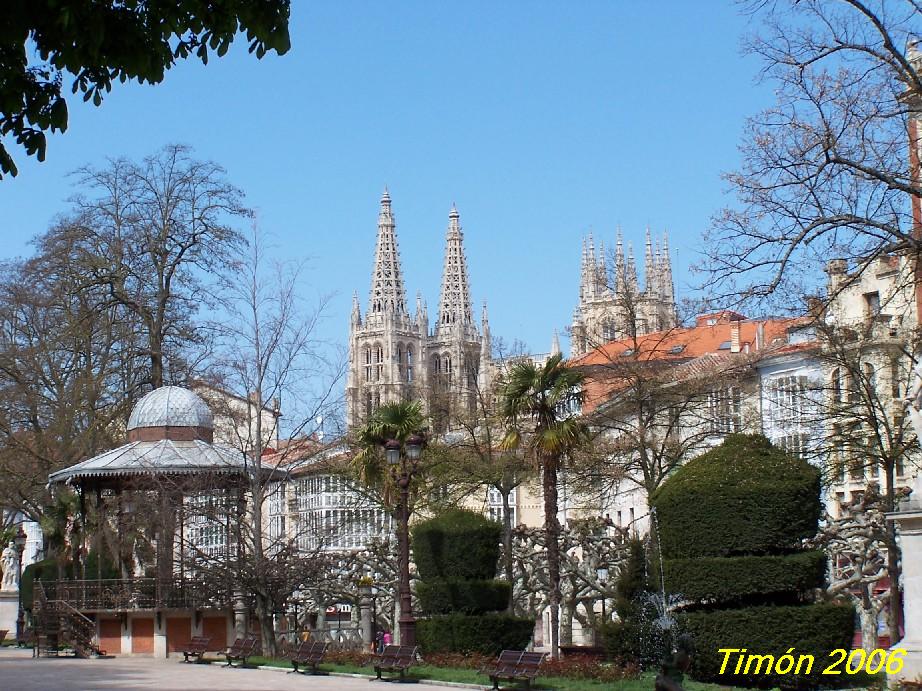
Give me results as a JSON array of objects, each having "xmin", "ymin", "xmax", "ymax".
[
  {"xmin": 661, "ymin": 230, "xmax": 675, "ymax": 304},
  {"xmin": 627, "ymin": 241, "xmax": 638, "ymax": 292},
  {"xmin": 579, "ymin": 236, "xmax": 590, "ymax": 302},
  {"xmin": 551, "ymin": 329, "xmax": 561, "ymax": 356},
  {"xmin": 477, "ymin": 301, "xmax": 492, "ymax": 392},
  {"xmin": 644, "ymin": 227, "xmax": 655, "ymax": 294},
  {"xmin": 368, "ymin": 188, "xmax": 408, "ymax": 318},
  {"xmin": 351, "ymin": 291, "xmax": 362, "ymax": 326},
  {"xmin": 615, "ymin": 227, "xmax": 625, "ymax": 294},
  {"xmin": 436, "ymin": 204, "xmax": 474, "ymax": 337},
  {"xmin": 597, "ymin": 238, "xmax": 608, "ymax": 294}
]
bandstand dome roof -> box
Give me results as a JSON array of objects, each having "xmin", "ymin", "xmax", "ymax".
[
  {"xmin": 127, "ymin": 386, "xmax": 214, "ymax": 431},
  {"xmin": 48, "ymin": 386, "xmax": 274, "ymax": 489}
]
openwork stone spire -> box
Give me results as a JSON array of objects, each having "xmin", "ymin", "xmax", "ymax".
[
  {"xmin": 368, "ymin": 188, "xmax": 408, "ymax": 317},
  {"xmin": 436, "ymin": 204, "xmax": 474, "ymax": 335}
]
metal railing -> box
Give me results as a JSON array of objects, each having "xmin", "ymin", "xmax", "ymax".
[{"xmin": 38, "ymin": 578, "xmax": 231, "ymax": 611}]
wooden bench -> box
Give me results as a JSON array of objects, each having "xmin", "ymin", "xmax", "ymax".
[
  {"xmin": 288, "ymin": 639, "xmax": 329, "ymax": 674},
  {"xmin": 482, "ymin": 650, "xmax": 545, "ymax": 690},
  {"xmin": 180, "ymin": 635, "xmax": 212, "ymax": 663},
  {"xmin": 371, "ymin": 644, "xmax": 418, "ymax": 681},
  {"xmin": 0, "ymin": 629, "xmax": 8, "ymax": 644},
  {"xmin": 223, "ymin": 635, "xmax": 259, "ymax": 668},
  {"xmin": 899, "ymin": 682, "xmax": 922, "ymax": 691}
]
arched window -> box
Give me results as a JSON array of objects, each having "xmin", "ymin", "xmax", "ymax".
[
  {"xmin": 374, "ymin": 344, "xmax": 384, "ymax": 381},
  {"xmin": 444, "ymin": 354, "xmax": 453, "ymax": 385},
  {"xmin": 407, "ymin": 346, "xmax": 414, "ymax": 382},
  {"xmin": 863, "ymin": 363, "xmax": 876, "ymax": 390},
  {"xmin": 364, "ymin": 348, "xmax": 372, "ymax": 382}
]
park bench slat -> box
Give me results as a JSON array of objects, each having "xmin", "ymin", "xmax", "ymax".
[
  {"xmin": 223, "ymin": 635, "xmax": 259, "ymax": 668},
  {"xmin": 372, "ymin": 644, "xmax": 418, "ymax": 680},
  {"xmin": 484, "ymin": 650, "xmax": 545, "ymax": 690},
  {"xmin": 181, "ymin": 636, "xmax": 212, "ymax": 663},
  {"xmin": 288, "ymin": 640, "xmax": 329, "ymax": 674}
]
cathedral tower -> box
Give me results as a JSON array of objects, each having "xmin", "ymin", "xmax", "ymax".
[
  {"xmin": 428, "ymin": 204, "xmax": 482, "ymax": 430},
  {"xmin": 347, "ymin": 194, "xmax": 483, "ymax": 431},
  {"xmin": 346, "ymin": 190, "xmax": 428, "ymax": 428}
]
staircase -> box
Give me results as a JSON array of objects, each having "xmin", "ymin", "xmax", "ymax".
[{"xmin": 34, "ymin": 583, "xmax": 103, "ymax": 658}]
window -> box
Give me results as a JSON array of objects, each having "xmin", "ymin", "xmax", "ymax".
[
  {"xmin": 832, "ymin": 368, "xmax": 843, "ymax": 403},
  {"xmin": 407, "ymin": 346, "xmax": 414, "ymax": 382},
  {"xmin": 364, "ymin": 348, "xmax": 372, "ymax": 382},
  {"xmin": 891, "ymin": 357, "xmax": 902, "ymax": 399},
  {"xmin": 708, "ymin": 386, "xmax": 741, "ymax": 433},
  {"xmin": 487, "ymin": 487, "xmax": 517, "ymax": 526},
  {"xmin": 374, "ymin": 345, "xmax": 384, "ymax": 381},
  {"xmin": 864, "ymin": 292, "xmax": 881, "ymax": 317}
]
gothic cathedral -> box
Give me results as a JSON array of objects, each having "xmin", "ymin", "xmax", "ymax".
[{"xmin": 346, "ymin": 191, "xmax": 489, "ymax": 431}]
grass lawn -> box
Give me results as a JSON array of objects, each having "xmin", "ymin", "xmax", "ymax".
[{"xmin": 230, "ymin": 656, "xmax": 731, "ymax": 690}]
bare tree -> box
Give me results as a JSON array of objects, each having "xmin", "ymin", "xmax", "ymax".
[
  {"xmin": 702, "ymin": 0, "xmax": 922, "ymax": 311},
  {"xmin": 195, "ymin": 226, "xmax": 343, "ymax": 655},
  {"xmin": 51, "ymin": 144, "xmax": 250, "ymax": 388}
]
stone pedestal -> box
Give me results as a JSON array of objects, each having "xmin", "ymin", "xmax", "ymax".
[
  {"xmin": 358, "ymin": 585, "xmax": 373, "ymax": 649},
  {"xmin": 0, "ymin": 590, "xmax": 18, "ymax": 639},
  {"xmin": 887, "ymin": 478, "xmax": 922, "ymax": 683}
]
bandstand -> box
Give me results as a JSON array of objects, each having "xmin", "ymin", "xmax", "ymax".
[{"xmin": 39, "ymin": 386, "xmax": 270, "ymax": 658}]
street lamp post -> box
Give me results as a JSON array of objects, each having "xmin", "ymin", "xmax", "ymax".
[
  {"xmin": 385, "ymin": 433, "xmax": 424, "ymax": 647},
  {"xmin": 14, "ymin": 526, "xmax": 27, "ymax": 642}
]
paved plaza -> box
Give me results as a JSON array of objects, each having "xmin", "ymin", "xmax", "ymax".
[{"xmin": 0, "ymin": 648, "xmax": 460, "ymax": 691}]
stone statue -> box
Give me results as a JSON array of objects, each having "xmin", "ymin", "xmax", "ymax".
[
  {"xmin": 654, "ymin": 633, "xmax": 695, "ymax": 691},
  {"xmin": 1, "ymin": 541, "xmax": 18, "ymax": 591}
]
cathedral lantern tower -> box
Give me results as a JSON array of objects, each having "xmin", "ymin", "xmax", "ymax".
[{"xmin": 570, "ymin": 227, "xmax": 677, "ymax": 356}]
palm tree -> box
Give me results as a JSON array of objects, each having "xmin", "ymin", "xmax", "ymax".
[
  {"xmin": 353, "ymin": 401, "xmax": 427, "ymax": 503},
  {"xmin": 353, "ymin": 400, "xmax": 427, "ymax": 643},
  {"xmin": 499, "ymin": 353, "xmax": 587, "ymax": 659}
]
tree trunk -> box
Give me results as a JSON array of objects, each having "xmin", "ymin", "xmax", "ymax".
[
  {"xmin": 543, "ymin": 454, "xmax": 561, "ymax": 659},
  {"xmin": 502, "ymin": 485, "xmax": 514, "ymax": 613},
  {"xmin": 885, "ymin": 464, "xmax": 902, "ymax": 645},
  {"xmin": 858, "ymin": 596, "xmax": 878, "ymax": 653},
  {"xmin": 559, "ymin": 600, "xmax": 573, "ymax": 646}
]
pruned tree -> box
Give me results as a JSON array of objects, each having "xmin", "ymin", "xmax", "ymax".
[
  {"xmin": 808, "ymin": 487, "xmax": 907, "ymax": 651},
  {"xmin": 1, "ymin": 1, "xmax": 291, "ymax": 177}
]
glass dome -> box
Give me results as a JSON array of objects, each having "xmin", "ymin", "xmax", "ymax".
[{"xmin": 127, "ymin": 386, "xmax": 214, "ymax": 431}]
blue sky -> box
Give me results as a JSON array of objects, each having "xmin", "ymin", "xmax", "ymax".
[{"xmin": 0, "ymin": 2, "xmax": 771, "ymax": 354}]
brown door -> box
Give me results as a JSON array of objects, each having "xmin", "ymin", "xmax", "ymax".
[
  {"xmin": 166, "ymin": 616, "xmax": 192, "ymax": 653},
  {"xmin": 98, "ymin": 619, "xmax": 121, "ymax": 655},
  {"xmin": 202, "ymin": 616, "xmax": 228, "ymax": 651},
  {"xmin": 131, "ymin": 618, "xmax": 154, "ymax": 654}
]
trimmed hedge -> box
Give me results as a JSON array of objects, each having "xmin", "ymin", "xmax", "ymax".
[
  {"xmin": 663, "ymin": 551, "xmax": 826, "ymax": 606},
  {"xmin": 417, "ymin": 613, "xmax": 534, "ymax": 655},
  {"xmin": 651, "ymin": 434, "xmax": 821, "ymax": 559},
  {"xmin": 417, "ymin": 578, "xmax": 511, "ymax": 615},
  {"xmin": 682, "ymin": 603, "xmax": 855, "ymax": 689},
  {"xmin": 412, "ymin": 509, "xmax": 501, "ymax": 581}
]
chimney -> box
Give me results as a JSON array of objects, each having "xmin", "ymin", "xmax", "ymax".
[
  {"xmin": 730, "ymin": 319, "xmax": 741, "ymax": 354},
  {"xmin": 825, "ymin": 258, "xmax": 849, "ymax": 293}
]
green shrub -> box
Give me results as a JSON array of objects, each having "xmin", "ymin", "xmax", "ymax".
[
  {"xmin": 412, "ymin": 509, "xmax": 501, "ymax": 581},
  {"xmin": 663, "ymin": 551, "xmax": 826, "ymax": 606},
  {"xmin": 417, "ymin": 613, "xmax": 534, "ymax": 655},
  {"xmin": 682, "ymin": 603, "xmax": 855, "ymax": 689},
  {"xmin": 19, "ymin": 558, "xmax": 61, "ymax": 611},
  {"xmin": 651, "ymin": 434, "xmax": 821, "ymax": 559},
  {"xmin": 416, "ymin": 578, "xmax": 510, "ymax": 615}
]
